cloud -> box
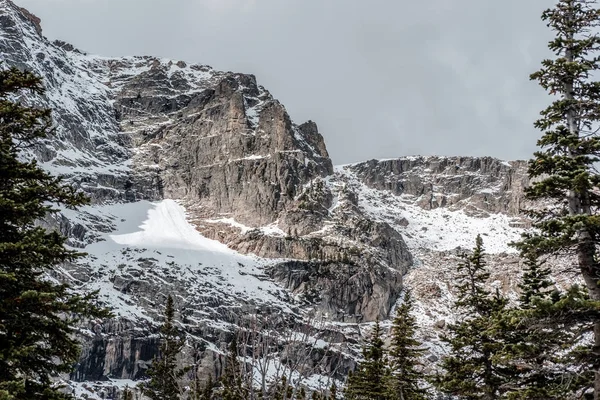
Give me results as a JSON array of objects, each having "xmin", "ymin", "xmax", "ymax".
[
  {"xmin": 17, "ymin": 0, "xmax": 557, "ymax": 164},
  {"xmin": 200, "ymin": 0, "xmax": 257, "ymax": 12}
]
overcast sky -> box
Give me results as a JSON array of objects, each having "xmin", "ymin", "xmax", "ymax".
[{"xmin": 17, "ymin": 0, "xmax": 555, "ymax": 164}]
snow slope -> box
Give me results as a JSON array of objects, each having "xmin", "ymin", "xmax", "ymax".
[
  {"xmin": 63, "ymin": 200, "xmax": 294, "ymax": 327},
  {"xmin": 334, "ymin": 164, "xmax": 523, "ymax": 254}
]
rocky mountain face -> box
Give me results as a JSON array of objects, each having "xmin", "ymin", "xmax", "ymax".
[{"xmin": 0, "ymin": 0, "xmax": 536, "ymax": 397}]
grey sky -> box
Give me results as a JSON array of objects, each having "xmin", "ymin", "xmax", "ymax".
[{"xmin": 17, "ymin": 0, "xmax": 555, "ymax": 164}]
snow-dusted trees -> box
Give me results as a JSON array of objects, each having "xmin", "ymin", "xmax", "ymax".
[
  {"xmin": 434, "ymin": 235, "xmax": 510, "ymax": 399},
  {"xmin": 219, "ymin": 312, "xmax": 344, "ymax": 399},
  {"xmin": 386, "ymin": 291, "xmax": 429, "ymax": 400},
  {"xmin": 514, "ymin": 0, "xmax": 600, "ymax": 396},
  {"xmin": 344, "ymin": 321, "xmax": 388, "ymax": 400},
  {"xmin": 343, "ymin": 295, "xmax": 429, "ymax": 400},
  {"xmin": 0, "ymin": 67, "xmax": 108, "ymax": 400}
]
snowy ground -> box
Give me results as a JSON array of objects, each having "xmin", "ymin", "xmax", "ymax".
[
  {"xmin": 334, "ymin": 164, "xmax": 523, "ymax": 254},
  {"xmin": 64, "ymin": 199, "xmax": 293, "ymax": 325}
]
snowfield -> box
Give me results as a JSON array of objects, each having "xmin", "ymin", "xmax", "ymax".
[
  {"xmin": 334, "ymin": 164, "xmax": 524, "ymax": 254},
  {"xmin": 65, "ymin": 200, "xmax": 294, "ymax": 324}
]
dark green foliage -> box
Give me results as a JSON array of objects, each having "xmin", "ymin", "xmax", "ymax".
[
  {"xmin": 0, "ymin": 67, "xmax": 108, "ymax": 400},
  {"xmin": 344, "ymin": 321, "xmax": 389, "ymax": 400},
  {"xmin": 122, "ymin": 386, "xmax": 134, "ymax": 400},
  {"xmin": 518, "ymin": 252, "xmax": 554, "ymax": 308},
  {"xmin": 273, "ymin": 376, "xmax": 293, "ymax": 400},
  {"xmin": 454, "ymin": 235, "xmax": 493, "ymax": 314},
  {"xmin": 435, "ymin": 235, "xmax": 511, "ymax": 399},
  {"xmin": 490, "ymin": 251, "xmax": 572, "ymax": 399},
  {"xmin": 221, "ymin": 338, "xmax": 247, "ymax": 400},
  {"xmin": 514, "ymin": 0, "xmax": 600, "ymax": 395},
  {"xmin": 201, "ymin": 375, "xmax": 214, "ymax": 400},
  {"xmin": 188, "ymin": 372, "xmax": 214, "ymax": 400},
  {"xmin": 328, "ymin": 383, "xmax": 337, "ymax": 400},
  {"xmin": 385, "ymin": 291, "xmax": 429, "ymax": 400},
  {"xmin": 142, "ymin": 295, "xmax": 188, "ymax": 400}
]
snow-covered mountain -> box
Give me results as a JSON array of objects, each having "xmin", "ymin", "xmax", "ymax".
[{"xmin": 0, "ymin": 0, "xmax": 542, "ymax": 397}]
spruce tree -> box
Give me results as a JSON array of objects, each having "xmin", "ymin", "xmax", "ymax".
[
  {"xmin": 122, "ymin": 386, "xmax": 134, "ymax": 400},
  {"xmin": 491, "ymin": 251, "xmax": 571, "ymax": 399},
  {"xmin": 328, "ymin": 382, "xmax": 337, "ymax": 400},
  {"xmin": 435, "ymin": 235, "xmax": 510, "ymax": 399},
  {"xmin": 517, "ymin": 252, "xmax": 554, "ymax": 308},
  {"xmin": 188, "ymin": 372, "xmax": 214, "ymax": 400},
  {"xmin": 221, "ymin": 338, "xmax": 247, "ymax": 400},
  {"xmin": 0, "ymin": 67, "xmax": 108, "ymax": 399},
  {"xmin": 201, "ymin": 375, "xmax": 213, "ymax": 400},
  {"xmin": 385, "ymin": 290, "xmax": 428, "ymax": 400},
  {"xmin": 142, "ymin": 294, "xmax": 187, "ymax": 400},
  {"xmin": 514, "ymin": 0, "xmax": 600, "ymax": 396},
  {"xmin": 344, "ymin": 320, "xmax": 389, "ymax": 400}
]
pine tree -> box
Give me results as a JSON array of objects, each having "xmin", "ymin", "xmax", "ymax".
[
  {"xmin": 518, "ymin": 252, "xmax": 554, "ymax": 308},
  {"xmin": 435, "ymin": 235, "xmax": 511, "ymax": 399},
  {"xmin": 491, "ymin": 251, "xmax": 571, "ymax": 399},
  {"xmin": 142, "ymin": 294, "xmax": 187, "ymax": 400},
  {"xmin": 514, "ymin": 0, "xmax": 600, "ymax": 397},
  {"xmin": 296, "ymin": 387, "xmax": 307, "ymax": 400},
  {"xmin": 201, "ymin": 375, "xmax": 214, "ymax": 400},
  {"xmin": 0, "ymin": 67, "xmax": 108, "ymax": 399},
  {"xmin": 188, "ymin": 372, "xmax": 214, "ymax": 400},
  {"xmin": 122, "ymin": 386, "xmax": 134, "ymax": 400},
  {"xmin": 328, "ymin": 382, "xmax": 337, "ymax": 400},
  {"xmin": 221, "ymin": 338, "xmax": 247, "ymax": 400},
  {"xmin": 344, "ymin": 320, "xmax": 389, "ymax": 400},
  {"xmin": 454, "ymin": 235, "xmax": 492, "ymax": 314},
  {"xmin": 385, "ymin": 290, "xmax": 428, "ymax": 400}
]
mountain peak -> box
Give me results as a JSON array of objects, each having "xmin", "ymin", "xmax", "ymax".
[
  {"xmin": 17, "ymin": 4, "xmax": 42, "ymax": 35},
  {"xmin": 0, "ymin": 0, "xmax": 42, "ymax": 38}
]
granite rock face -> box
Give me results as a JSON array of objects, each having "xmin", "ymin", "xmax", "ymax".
[{"xmin": 348, "ymin": 156, "xmax": 529, "ymax": 217}]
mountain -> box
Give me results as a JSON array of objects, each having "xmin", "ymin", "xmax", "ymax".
[{"xmin": 0, "ymin": 1, "xmax": 542, "ymax": 397}]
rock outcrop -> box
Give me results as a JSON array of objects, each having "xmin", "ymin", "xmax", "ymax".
[{"xmin": 348, "ymin": 156, "xmax": 529, "ymax": 217}]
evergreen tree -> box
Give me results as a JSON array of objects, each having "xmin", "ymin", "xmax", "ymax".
[
  {"xmin": 122, "ymin": 386, "xmax": 134, "ymax": 400},
  {"xmin": 296, "ymin": 386, "xmax": 307, "ymax": 400},
  {"xmin": 435, "ymin": 235, "xmax": 511, "ymax": 399},
  {"xmin": 385, "ymin": 290, "xmax": 428, "ymax": 400},
  {"xmin": 491, "ymin": 251, "xmax": 571, "ymax": 399},
  {"xmin": 221, "ymin": 338, "xmax": 247, "ymax": 400},
  {"xmin": 142, "ymin": 294, "xmax": 187, "ymax": 400},
  {"xmin": 188, "ymin": 372, "xmax": 214, "ymax": 400},
  {"xmin": 0, "ymin": 67, "xmax": 108, "ymax": 399},
  {"xmin": 517, "ymin": 252, "xmax": 554, "ymax": 308},
  {"xmin": 344, "ymin": 320, "xmax": 389, "ymax": 400},
  {"xmin": 514, "ymin": 0, "xmax": 600, "ymax": 396},
  {"xmin": 328, "ymin": 382, "xmax": 337, "ymax": 400},
  {"xmin": 201, "ymin": 375, "xmax": 214, "ymax": 400}
]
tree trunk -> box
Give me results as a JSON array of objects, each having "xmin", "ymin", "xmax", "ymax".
[{"xmin": 563, "ymin": 17, "xmax": 600, "ymax": 395}]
